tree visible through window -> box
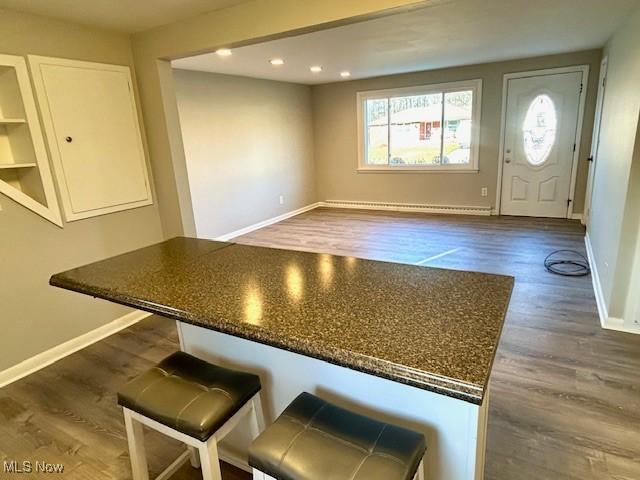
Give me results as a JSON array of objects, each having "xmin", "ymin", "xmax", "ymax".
[{"xmin": 361, "ymin": 81, "xmax": 479, "ymax": 170}]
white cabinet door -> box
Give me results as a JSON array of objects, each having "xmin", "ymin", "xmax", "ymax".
[{"xmin": 29, "ymin": 56, "xmax": 152, "ymax": 221}]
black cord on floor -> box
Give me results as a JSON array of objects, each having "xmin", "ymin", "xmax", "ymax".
[{"xmin": 544, "ymin": 250, "xmax": 591, "ymax": 276}]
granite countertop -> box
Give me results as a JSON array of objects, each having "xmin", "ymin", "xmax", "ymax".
[{"xmin": 50, "ymin": 237, "xmax": 514, "ymax": 404}]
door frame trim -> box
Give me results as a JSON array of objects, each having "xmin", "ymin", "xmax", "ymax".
[
  {"xmin": 495, "ymin": 65, "xmax": 590, "ymax": 218},
  {"xmin": 583, "ymin": 56, "xmax": 607, "ymax": 227}
]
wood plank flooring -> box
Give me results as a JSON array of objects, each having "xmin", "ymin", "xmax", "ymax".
[
  {"xmin": 1, "ymin": 208, "xmax": 639, "ymax": 479},
  {"xmin": 0, "ymin": 314, "xmax": 248, "ymax": 479}
]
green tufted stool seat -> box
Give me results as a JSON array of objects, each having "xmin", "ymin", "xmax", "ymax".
[
  {"xmin": 118, "ymin": 351, "xmax": 265, "ymax": 480},
  {"xmin": 118, "ymin": 351, "xmax": 261, "ymax": 441},
  {"xmin": 249, "ymin": 392, "xmax": 426, "ymax": 480}
]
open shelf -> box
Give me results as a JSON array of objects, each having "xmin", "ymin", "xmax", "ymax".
[
  {"xmin": 0, "ymin": 54, "xmax": 61, "ymax": 226},
  {"xmin": 0, "ymin": 118, "xmax": 26, "ymax": 124},
  {"xmin": 0, "ymin": 162, "xmax": 37, "ymax": 169}
]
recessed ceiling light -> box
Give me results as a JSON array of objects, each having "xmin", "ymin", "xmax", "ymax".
[
  {"xmin": 310, "ymin": 65, "xmax": 322, "ymax": 73},
  {"xmin": 270, "ymin": 58, "xmax": 285, "ymax": 66},
  {"xmin": 216, "ymin": 48, "xmax": 232, "ymax": 56},
  {"xmin": 340, "ymin": 71, "xmax": 351, "ymax": 78}
]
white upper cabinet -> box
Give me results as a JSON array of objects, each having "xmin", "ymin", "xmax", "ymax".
[{"xmin": 29, "ymin": 56, "xmax": 152, "ymax": 221}]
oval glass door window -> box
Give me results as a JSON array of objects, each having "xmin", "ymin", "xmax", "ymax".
[{"xmin": 522, "ymin": 94, "xmax": 557, "ymax": 166}]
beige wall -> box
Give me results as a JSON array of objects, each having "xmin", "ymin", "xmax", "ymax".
[
  {"xmin": 588, "ymin": 6, "xmax": 640, "ymax": 322},
  {"xmin": 312, "ymin": 50, "xmax": 601, "ymax": 212},
  {"xmin": 173, "ymin": 69, "xmax": 315, "ymax": 238},
  {"xmin": 0, "ymin": 9, "xmax": 164, "ymax": 371},
  {"xmin": 130, "ymin": 0, "xmax": 430, "ymax": 238},
  {"xmin": 0, "ymin": 0, "xmax": 630, "ymax": 372}
]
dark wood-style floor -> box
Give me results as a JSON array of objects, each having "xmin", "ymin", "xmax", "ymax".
[{"xmin": 1, "ymin": 208, "xmax": 639, "ymax": 479}]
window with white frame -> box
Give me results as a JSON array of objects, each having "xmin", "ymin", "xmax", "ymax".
[{"xmin": 357, "ymin": 79, "xmax": 482, "ymax": 171}]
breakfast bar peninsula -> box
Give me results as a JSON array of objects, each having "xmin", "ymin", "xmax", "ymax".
[{"xmin": 51, "ymin": 237, "xmax": 514, "ymax": 480}]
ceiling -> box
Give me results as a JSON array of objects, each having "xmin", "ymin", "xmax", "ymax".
[
  {"xmin": 0, "ymin": 0, "xmax": 251, "ymax": 33},
  {"xmin": 173, "ymin": 0, "xmax": 640, "ymax": 85}
]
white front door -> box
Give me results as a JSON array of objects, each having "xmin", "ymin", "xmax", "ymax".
[{"xmin": 500, "ymin": 71, "xmax": 583, "ymax": 218}]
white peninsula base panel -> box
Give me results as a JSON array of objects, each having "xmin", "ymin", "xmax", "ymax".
[{"xmin": 178, "ymin": 322, "xmax": 489, "ymax": 480}]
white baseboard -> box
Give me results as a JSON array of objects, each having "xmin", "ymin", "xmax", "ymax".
[
  {"xmin": 215, "ymin": 202, "xmax": 321, "ymax": 241},
  {"xmin": 601, "ymin": 316, "xmax": 640, "ymax": 334},
  {"xmin": 584, "ymin": 233, "xmax": 639, "ymax": 334},
  {"xmin": 585, "ymin": 232, "xmax": 609, "ymax": 328},
  {"xmin": 319, "ymin": 200, "xmax": 492, "ymax": 216},
  {"xmin": 0, "ymin": 310, "xmax": 151, "ymax": 387}
]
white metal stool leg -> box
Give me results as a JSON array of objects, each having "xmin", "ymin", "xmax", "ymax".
[
  {"xmin": 252, "ymin": 470, "xmax": 276, "ymax": 480},
  {"xmin": 123, "ymin": 409, "xmax": 150, "ymax": 480},
  {"xmin": 198, "ymin": 437, "xmax": 222, "ymax": 480},
  {"xmin": 122, "ymin": 392, "xmax": 266, "ymax": 480},
  {"xmin": 188, "ymin": 446, "xmax": 200, "ymax": 468},
  {"xmin": 413, "ymin": 458, "xmax": 425, "ymax": 480},
  {"xmin": 249, "ymin": 393, "xmax": 266, "ymax": 438}
]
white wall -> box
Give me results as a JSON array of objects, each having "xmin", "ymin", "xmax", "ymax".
[
  {"xmin": 587, "ymin": 6, "xmax": 640, "ymax": 327},
  {"xmin": 623, "ymin": 217, "xmax": 640, "ymax": 328},
  {"xmin": 612, "ymin": 117, "xmax": 640, "ymax": 328},
  {"xmin": 173, "ymin": 69, "xmax": 316, "ymax": 239}
]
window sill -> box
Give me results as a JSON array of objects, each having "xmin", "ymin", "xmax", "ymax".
[{"xmin": 357, "ymin": 167, "xmax": 479, "ymax": 174}]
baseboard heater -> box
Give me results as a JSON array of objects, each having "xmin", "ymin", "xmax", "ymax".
[{"xmin": 320, "ymin": 200, "xmax": 492, "ymax": 216}]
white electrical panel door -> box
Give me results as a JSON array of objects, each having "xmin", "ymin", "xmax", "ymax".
[{"xmin": 29, "ymin": 56, "xmax": 152, "ymax": 221}]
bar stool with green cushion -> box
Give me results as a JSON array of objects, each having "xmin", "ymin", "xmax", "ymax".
[
  {"xmin": 118, "ymin": 351, "xmax": 265, "ymax": 480},
  {"xmin": 249, "ymin": 392, "xmax": 426, "ymax": 480}
]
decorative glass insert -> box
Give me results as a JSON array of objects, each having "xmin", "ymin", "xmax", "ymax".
[{"xmin": 523, "ymin": 94, "xmax": 557, "ymax": 166}]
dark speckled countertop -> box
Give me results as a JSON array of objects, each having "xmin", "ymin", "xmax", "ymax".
[{"xmin": 50, "ymin": 237, "xmax": 513, "ymax": 404}]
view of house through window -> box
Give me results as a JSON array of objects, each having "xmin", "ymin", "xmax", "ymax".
[{"xmin": 361, "ymin": 82, "xmax": 479, "ymax": 169}]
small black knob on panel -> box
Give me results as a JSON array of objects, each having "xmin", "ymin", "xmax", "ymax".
[{"xmin": 65, "ymin": 136, "xmax": 73, "ymax": 143}]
